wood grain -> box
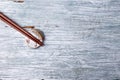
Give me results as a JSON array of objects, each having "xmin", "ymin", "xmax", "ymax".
[{"xmin": 0, "ymin": 0, "xmax": 120, "ymax": 80}]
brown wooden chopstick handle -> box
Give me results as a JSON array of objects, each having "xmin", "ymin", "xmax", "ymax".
[{"xmin": 0, "ymin": 12, "xmax": 43, "ymax": 46}]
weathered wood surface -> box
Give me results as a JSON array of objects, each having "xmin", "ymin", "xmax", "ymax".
[{"xmin": 0, "ymin": 0, "xmax": 120, "ymax": 80}]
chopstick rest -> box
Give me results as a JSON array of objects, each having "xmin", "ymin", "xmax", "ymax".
[
  {"xmin": 13, "ymin": 0, "xmax": 24, "ymax": 3},
  {"xmin": 7, "ymin": 0, "xmax": 24, "ymax": 3},
  {"xmin": 23, "ymin": 26, "xmax": 44, "ymax": 48}
]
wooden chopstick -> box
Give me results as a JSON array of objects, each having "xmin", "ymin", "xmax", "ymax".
[{"xmin": 0, "ymin": 12, "xmax": 43, "ymax": 46}]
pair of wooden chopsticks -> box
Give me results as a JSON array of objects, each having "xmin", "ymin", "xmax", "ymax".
[{"xmin": 0, "ymin": 12, "xmax": 43, "ymax": 46}]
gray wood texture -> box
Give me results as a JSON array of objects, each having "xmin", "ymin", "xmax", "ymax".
[{"xmin": 0, "ymin": 0, "xmax": 120, "ymax": 80}]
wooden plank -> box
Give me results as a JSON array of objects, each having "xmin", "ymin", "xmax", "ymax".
[{"xmin": 0, "ymin": 0, "xmax": 120, "ymax": 80}]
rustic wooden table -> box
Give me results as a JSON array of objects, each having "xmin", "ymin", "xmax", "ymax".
[{"xmin": 0, "ymin": 0, "xmax": 120, "ymax": 80}]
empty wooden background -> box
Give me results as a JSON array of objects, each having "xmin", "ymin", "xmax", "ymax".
[{"xmin": 0, "ymin": 0, "xmax": 120, "ymax": 80}]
